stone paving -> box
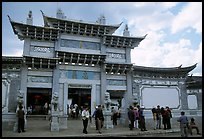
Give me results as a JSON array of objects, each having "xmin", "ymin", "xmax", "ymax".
[{"xmin": 2, "ymin": 118, "xmax": 202, "ymax": 137}]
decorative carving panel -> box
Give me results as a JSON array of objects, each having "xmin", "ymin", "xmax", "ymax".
[
  {"xmin": 107, "ymin": 52, "xmax": 125, "ymax": 59},
  {"xmin": 107, "ymin": 79, "xmax": 126, "ymax": 86},
  {"xmin": 27, "ymin": 76, "xmax": 52, "ymax": 83},
  {"xmin": 61, "ymin": 39, "xmax": 100, "ymax": 50},
  {"xmin": 30, "ymin": 45, "xmax": 54, "ymax": 53},
  {"xmin": 60, "ymin": 70, "xmax": 100, "ymax": 80}
]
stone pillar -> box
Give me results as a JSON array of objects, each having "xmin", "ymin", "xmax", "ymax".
[
  {"xmin": 100, "ymin": 64, "xmax": 106, "ymax": 105},
  {"xmin": 179, "ymin": 80, "xmax": 188, "ymax": 110},
  {"xmin": 91, "ymin": 84, "xmax": 96, "ymax": 116},
  {"xmin": 100, "ymin": 43, "xmax": 106, "ymax": 106},
  {"xmin": 120, "ymin": 72, "xmax": 133, "ymax": 125},
  {"xmin": 197, "ymin": 91, "xmax": 202, "ymax": 110}
]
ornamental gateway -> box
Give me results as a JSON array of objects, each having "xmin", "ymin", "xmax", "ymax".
[{"xmin": 2, "ymin": 9, "xmax": 202, "ymax": 131}]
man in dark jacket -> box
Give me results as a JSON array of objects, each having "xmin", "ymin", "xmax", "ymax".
[
  {"xmin": 128, "ymin": 105, "xmax": 135, "ymax": 130},
  {"xmin": 166, "ymin": 106, "xmax": 172, "ymax": 129},
  {"xmin": 17, "ymin": 105, "xmax": 25, "ymax": 133},
  {"xmin": 95, "ymin": 105, "xmax": 104, "ymax": 134},
  {"xmin": 92, "ymin": 106, "xmax": 98, "ymax": 130},
  {"xmin": 138, "ymin": 105, "xmax": 147, "ymax": 131}
]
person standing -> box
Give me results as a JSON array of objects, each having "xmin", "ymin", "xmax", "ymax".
[
  {"xmin": 161, "ymin": 107, "xmax": 168, "ymax": 130},
  {"xmin": 128, "ymin": 105, "xmax": 135, "ymax": 130},
  {"xmin": 95, "ymin": 105, "xmax": 104, "ymax": 134},
  {"xmin": 17, "ymin": 105, "xmax": 25, "ymax": 133},
  {"xmin": 92, "ymin": 106, "xmax": 98, "ymax": 130},
  {"xmin": 133, "ymin": 107, "xmax": 139, "ymax": 129},
  {"xmin": 138, "ymin": 105, "xmax": 147, "ymax": 131},
  {"xmin": 156, "ymin": 105, "xmax": 162, "ymax": 129},
  {"xmin": 81, "ymin": 105, "xmax": 90, "ymax": 134},
  {"xmin": 44, "ymin": 102, "xmax": 48, "ymax": 115},
  {"xmin": 166, "ymin": 106, "xmax": 172, "ymax": 129},
  {"xmin": 111, "ymin": 107, "xmax": 118, "ymax": 126},
  {"xmin": 151, "ymin": 106, "xmax": 157, "ymax": 130},
  {"xmin": 177, "ymin": 111, "xmax": 188, "ymax": 137}
]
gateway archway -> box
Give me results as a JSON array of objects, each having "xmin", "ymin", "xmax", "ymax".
[
  {"xmin": 27, "ymin": 88, "xmax": 52, "ymax": 115},
  {"xmin": 68, "ymin": 88, "xmax": 91, "ymax": 108}
]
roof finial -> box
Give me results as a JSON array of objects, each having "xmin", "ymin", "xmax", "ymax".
[
  {"xmin": 97, "ymin": 14, "xmax": 106, "ymax": 25},
  {"xmin": 56, "ymin": 7, "xmax": 66, "ymax": 19},
  {"xmin": 26, "ymin": 10, "xmax": 33, "ymax": 25},
  {"xmin": 123, "ymin": 24, "xmax": 130, "ymax": 37}
]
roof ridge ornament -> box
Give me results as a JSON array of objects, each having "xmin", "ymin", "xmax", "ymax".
[
  {"xmin": 26, "ymin": 10, "xmax": 33, "ymax": 25},
  {"xmin": 123, "ymin": 24, "xmax": 130, "ymax": 37},
  {"xmin": 7, "ymin": 15, "xmax": 12, "ymax": 22},
  {"xmin": 40, "ymin": 10, "xmax": 45, "ymax": 16},
  {"xmin": 97, "ymin": 14, "xmax": 106, "ymax": 25},
  {"xmin": 56, "ymin": 7, "xmax": 66, "ymax": 19}
]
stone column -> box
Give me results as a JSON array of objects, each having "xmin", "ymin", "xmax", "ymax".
[
  {"xmin": 20, "ymin": 66, "xmax": 28, "ymax": 130},
  {"xmin": 120, "ymin": 72, "xmax": 132, "ymax": 125},
  {"xmin": 100, "ymin": 43, "xmax": 106, "ymax": 106},
  {"xmin": 100, "ymin": 64, "xmax": 106, "ymax": 105},
  {"xmin": 91, "ymin": 84, "xmax": 96, "ymax": 116},
  {"xmin": 179, "ymin": 80, "xmax": 188, "ymax": 110}
]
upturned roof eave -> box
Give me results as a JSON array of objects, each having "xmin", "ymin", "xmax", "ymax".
[{"xmin": 133, "ymin": 63, "xmax": 197, "ymax": 74}]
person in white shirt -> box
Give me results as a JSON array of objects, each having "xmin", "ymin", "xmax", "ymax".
[{"xmin": 81, "ymin": 105, "xmax": 90, "ymax": 134}]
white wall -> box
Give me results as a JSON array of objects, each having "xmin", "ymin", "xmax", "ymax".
[{"xmin": 141, "ymin": 86, "xmax": 180, "ymax": 109}]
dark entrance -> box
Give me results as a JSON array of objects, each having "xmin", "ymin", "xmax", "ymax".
[
  {"xmin": 68, "ymin": 88, "xmax": 91, "ymax": 108},
  {"xmin": 27, "ymin": 88, "xmax": 52, "ymax": 115}
]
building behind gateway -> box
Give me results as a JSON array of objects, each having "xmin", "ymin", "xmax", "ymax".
[{"xmin": 2, "ymin": 9, "xmax": 202, "ymax": 130}]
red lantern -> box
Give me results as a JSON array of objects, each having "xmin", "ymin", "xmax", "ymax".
[{"xmin": 35, "ymin": 95, "xmax": 41, "ymax": 99}]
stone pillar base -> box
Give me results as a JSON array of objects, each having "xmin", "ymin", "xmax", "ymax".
[
  {"xmin": 104, "ymin": 111, "xmax": 114, "ymax": 129},
  {"xmin": 13, "ymin": 121, "xmax": 18, "ymax": 132},
  {"xmin": 51, "ymin": 121, "xmax": 59, "ymax": 131},
  {"xmin": 50, "ymin": 113, "xmax": 59, "ymax": 131},
  {"xmin": 59, "ymin": 115, "xmax": 68, "ymax": 129}
]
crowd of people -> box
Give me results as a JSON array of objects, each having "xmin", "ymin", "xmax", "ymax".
[
  {"xmin": 127, "ymin": 104, "xmax": 201, "ymax": 137},
  {"xmin": 151, "ymin": 105, "xmax": 172, "ymax": 130},
  {"xmin": 16, "ymin": 102, "xmax": 201, "ymax": 136},
  {"xmin": 128, "ymin": 105, "xmax": 147, "ymax": 131},
  {"xmin": 83, "ymin": 104, "xmax": 104, "ymax": 134}
]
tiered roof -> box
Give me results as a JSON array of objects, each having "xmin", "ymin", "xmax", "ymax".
[
  {"xmin": 133, "ymin": 64, "xmax": 197, "ymax": 78},
  {"xmin": 2, "ymin": 56, "xmax": 23, "ymax": 70},
  {"xmin": 8, "ymin": 11, "xmax": 145, "ymax": 49},
  {"xmin": 186, "ymin": 75, "xmax": 202, "ymax": 89},
  {"xmin": 57, "ymin": 51, "xmax": 106, "ymax": 65},
  {"xmin": 8, "ymin": 15, "xmax": 59, "ymax": 41},
  {"xmin": 103, "ymin": 34, "xmax": 146, "ymax": 49},
  {"xmin": 41, "ymin": 11, "xmax": 121, "ymax": 37},
  {"xmin": 105, "ymin": 63, "xmax": 133, "ymax": 74}
]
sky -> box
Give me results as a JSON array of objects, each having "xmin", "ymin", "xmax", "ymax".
[{"xmin": 2, "ymin": 2, "xmax": 202, "ymax": 76}]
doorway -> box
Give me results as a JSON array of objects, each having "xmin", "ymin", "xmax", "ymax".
[
  {"xmin": 27, "ymin": 88, "xmax": 52, "ymax": 115},
  {"xmin": 68, "ymin": 88, "xmax": 91, "ymax": 108}
]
